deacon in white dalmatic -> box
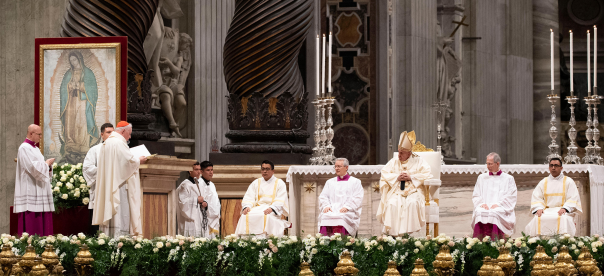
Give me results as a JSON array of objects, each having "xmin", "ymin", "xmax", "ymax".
[
  {"xmin": 525, "ymin": 157, "xmax": 582, "ymax": 236},
  {"xmin": 235, "ymin": 160, "xmax": 291, "ymax": 237},
  {"xmin": 83, "ymin": 123, "xmax": 114, "ymax": 235},
  {"xmin": 177, "ymin": 161, "xmax": 221, "ymax": 238},
  {"xmin": 471, "ymin": 152, "xmax": 517, "ymax": 239},
  {"xmin": 93, "ymin": 121, "xmax": 147, "ymax": 237},
  {"xmin": 318, "ymin": 158, "xmax": 364, "ymax": 236},
  {"xmin": 376, "ymin": 131, "xmax": 432, "ymax": 236}
]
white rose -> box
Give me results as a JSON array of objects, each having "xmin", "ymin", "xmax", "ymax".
[
  {"xmin": 52, "ymin": 163, "xmax": 58, "ymax": 168},
  {"xmin": 69, "ymin": 178, "xmax": 74, "ymax": 183},
  {"xmin": 97, "ymin": 239, "xmax": 105, "ymax": 245},
  {"xmin": 82, "ymin": 198, "xmax": 89, "ymax": 205},
  {"xmin": 56, "ymin": 182, "xmax": 63, "ymax": 187},
  {"xmin": 53, "ymin": 187, "xmax": 60, "ymax": 193},
  {"xmin": 415, "ymin": 241, "xmax": 422, "ymax": 247},
  {"xmin": 80, "ymin": 184, "xmax": 87, "ymax": 189},
  {"xmin": 466, "ymin": 244, "xmax": 472, "ymax": 249},
  {"xmin": 311, "ymin": 248, "xmax": 318, "ymax": 254},
  {"xmin": 413, "ymin": 248, "xmax": 419, "ymax": 254},
  {"xmin": 135, "ymin": 244, "xmax": 141, "ymax": 249},
  {"xmin": 66, "ymin": 183, "xmax": 73, "ymax": 190},
  {"xmin": 67, "ymin": 172, "xmax": 72, "ymax": 176},
  {"xmin": 60, "ymin": 176, "xmax": 67, "ymax": 182},
  {"xmin": 153, "ymin": 248, "xmax": 159, "ymax": 253},
  {"xmin": 579, "ymin": 242, "xmax": 585, "ymax": 247},
  {"xmin": 61, "ymin": 194, "xmax": 68, "ymax": 200},
  {"xmin": 156, "ymin": 242, "xmax": 164, "ymax": 248}
]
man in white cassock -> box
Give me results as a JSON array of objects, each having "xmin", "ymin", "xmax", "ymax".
[
  {"xmin": 93, "ymin": 121, "xmax": 147, "ymax": 237},
  {"xmin": 14, "ymin": 124, "xmax": 55, "ymax": 236},
  {"xmin": 376, "ymin": 131, "xmax": 432, "ymax": 236},
  {"xmin": 525, "ymin": 158, "xmax": 582, "ymax": 236},
  {"xmin": 177, "ymin": 161, "xmax": 221, "ymax": 238},
  {"xmin": 235, "ymin": 160, "xmax": 291, "ymax": 237},
  {"xmin": 318, "ymin": 158, "xmax": 364, "ymax": 236},
  {"xmin": 471, "ymin": 152, "xmax": 517, "ymax": 239},
  {"xmin": 83, "ymin": 123, "xmax": 114, "ymax": 235}
]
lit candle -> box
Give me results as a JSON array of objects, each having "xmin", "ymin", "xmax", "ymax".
[
  {"xmin": 316, "ymin": 35, "xmax": 320, "ymax": 96},
  {"xmin": 328, "ymin": 32, "xmax": 332, "ymax": 94},
  {"xmin": 595, "ymin": 25, "xmax": 598, "ymax": 93},
  {"xmin": 321, "ymin": 34, "xmax": 326, "ymax": 98},
  {"xmin": 551, "ymin": 29, "xmax": 554, "ymax": 91},
  {"xmin": 571, "ymin": 30, "xmax": 574, "ymax": 96},
  {"xmin": 589, "ymin": 30, "xmax": 592, "ymax": 95}
]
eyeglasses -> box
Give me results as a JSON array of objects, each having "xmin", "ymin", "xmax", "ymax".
[
  {"xmin": 334, "ymin": 165, "xmax": 346, "ymax": 169},
  {"xmin": 261, "ymin": 167, "xmax": 272, "ymax": 172},
  {"xmin": 549, "ymin": 164, "xmax": 562, "ymax": 168}
]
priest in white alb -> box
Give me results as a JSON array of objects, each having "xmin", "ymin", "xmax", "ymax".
[
  {"xmin": 471, "ymin": 152, "xmax": 517, "ymax": 239},
  {"xmin": 525, "ymin": 158, "xmax": 582, "ymax": 236},
  {"xmin": 235, "ymin": 160, "xmax": 291, "ymax": 237},
  {"xmin": 376, "ymin": 131, "xmax": 432, "ymax": 236},
  {"xmin": 177, "ymin": 161, "xmax": 221, "ymax": 238},
  {"xmin": 318, "ymin": 158, "xmax": 364, "ymax": 236},
  {"xmin": 92, "ymin": 121, "xmax": 146, "ymax": 237},
  {"xmin": 83, "ymin": 123, "xmax": 114, "ymax": 235},
  {"xmin": 14, "ymin": 124, "xmax": 55, "ymax": 236}
]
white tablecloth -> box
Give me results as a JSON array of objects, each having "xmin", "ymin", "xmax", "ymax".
[{"xmin": 286, "ymin": 164, "xmax": 604, "ymax": 235}]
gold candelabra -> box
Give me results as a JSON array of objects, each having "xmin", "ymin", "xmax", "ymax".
[
  {"xmin": 298, "ymin": 262, "xmax": 315, "ymax": 276},
  {"xmin": 410, "ymin": 259, "xmax": 429, "ymax": 276},
  {"xmin": 433, "ymin": 245, "xmax": 455, "ymax": 276},
  {"xmin": 383, "ymin": 261, "xmax": 401, "ymax": 276},
  {"xmin": 334, "ymin": 251, "xmax": 359, "ymax": 276}
]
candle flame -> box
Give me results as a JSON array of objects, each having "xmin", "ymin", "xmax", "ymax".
[
  {"xmin": 595, "ymin": 25, "xmax": 597, "ymax": 28},
  {"xmin": 323, "ymin": 34, "xmax": 326, "ymax": 37},
  {"xmin": 330, "ymin": 31, "xmax": 332, "ymax": 35},
  {"xmin": 588, "ymin": 30, "xmax": 591, "ymax": 33},
  {"xmin": 570, "ymin": 30, "xmax": 572, "ymax": 33},
  {"xmin": 550, "ymin": 29, "xmax": 553, "ymax": 32}
]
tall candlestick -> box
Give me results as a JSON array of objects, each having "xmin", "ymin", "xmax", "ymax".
[
  {"xmin": 316, "ymin": 35, "xmax": 320, "ymax": 96},
  {"xmin": 571, "ymin": 30, "xmax": 574, "ymax": 95},
  {"xmin": 328, "ymin": 32, "xmax": 332, "ymax": 94},
  {"xmin": 589, "ymin": 30, "xmax": 592, "ymax": 95},
  {"xmin": 594, "ymin": 25, "xmax": 598, "ymax": 91},
  {"xmin": 321, "ymin": 34, "xmax": 326, "ymax": 98},
  {"xmin": 551, "ymin": 29, "xmax": 554, "ymax": 91}
]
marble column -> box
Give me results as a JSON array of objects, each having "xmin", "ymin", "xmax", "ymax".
[
  {"xmin": 0, "ymin": 0, "xmax": 70, "ymax": 235},
  {"xmin": 392, "ymin": 0, "xmax": 438, "ymax": 153},
  {"xmin": 533, "ymin": 0, "xmax": 560, "ymax": 164},
  {"xmin": 192, "ymin": 0, "xmax": 235, "ymax": 161}
]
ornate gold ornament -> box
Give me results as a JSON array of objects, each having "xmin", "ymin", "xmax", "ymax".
[
  {"xmin": 41, "ymin": 245, "xmax": 61, "ymax": 275},
  {"xmin": 477, "ymin": 256, "xmax": 504, "ymax": 276},
  {"xmin": 383, "ymin": 260, "xmax": 401, "ymax": 276},
  {"xmin": 30, "ymin": 257, "xmax": 48, "ymax": 276},
  {"xmin": 412, "ymin": 141, "xmax": 434, "ymax": 152},
  {"xmin": 334, "ymin": 251, "xmax": 359, "ymax": 276},
  {"xmin": 298, "ymin": 262, "xmax": 315, "ymax": 276},
  {"xmin": 529, "ymin": 245, "xmax": 556, "ymax": 276},
  {"xmin": 304, "ymin": 182, "xmax": 315, "ymax": 193},
  {"xmin": 496, "ymin": 246, "xmax": 516, "ymax": 276},
  {"xmin": 74, "ymin": 245, "xmax": 94, "ymax": 276},
  {"xmin": 0, "ymin": 244, "xmax": 18, "ymax": 276},
  {"xmin": 576, "ymin": 247, "xmax": 602, "ymax": 276},
  {"xmin": 433, "ymin": 245, "xmax": 455, "ymax": 276},
  {"xmin": 554, "ymin": 246, "xmax": 578, "ymax": 276},
  {"xmin": 410, "ymin": 259, "xmax": 429, "ymax": 276},
  {"xmin": 19, "ymin": 244, "xmax": 38, "ymax": 274},
  {"xmin": 372, "ymin": 183, "xmax": 380, "ymax": 193}
]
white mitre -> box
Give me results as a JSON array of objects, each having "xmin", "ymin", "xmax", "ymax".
[{"xmin": 398, "ymin": 130, "xmax": 415, "ymax": 151}]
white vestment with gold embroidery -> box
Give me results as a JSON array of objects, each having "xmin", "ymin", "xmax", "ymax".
[
  {"xmin": 234, "ymin": 176, "xmax": 291, "ymax": 237},
  {"xmin": 525, "ymin": 173, "xmax": 582, "ymax": 236}
]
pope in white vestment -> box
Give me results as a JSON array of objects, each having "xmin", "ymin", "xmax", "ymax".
[
  {"xmin": 177, "ymin": 161, "xmax": 221, "ymax": 238},
  {"xmin": 471, "ymin": 152, "xmax": 517, "ymax": 239},
  {"xmin": 525, "ymin": 158, "xmax": 582, "ymax": 236},
  {"xmin": 376, "ymin": 131, "xmax": 432, "ymax": 236},
  {"xmin": 235, "ymin": 161, "xmax": 291, "ymax": 237},
  {"xmin": 318, "ymin": 158, "xmax": 364, "ymax": 236},
  {"xmin": 92, "ymin": 122, "xmax": 146, "ymax": 237}
]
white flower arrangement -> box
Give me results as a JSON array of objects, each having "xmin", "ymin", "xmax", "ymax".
[{"xmin": 51, "ymin": 163, "xmax": 90, "ymax": 208}]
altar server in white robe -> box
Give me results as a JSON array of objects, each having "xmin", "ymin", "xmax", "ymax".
[
  {"xmin": 376, "ymin": 131, "xmax": 433, "ymax": 236},
  {"xmin": 177, "ymin": 161, "xmax": 221, "ymax": 238},
  {"xmin": 471, "ymin": 152, "xmax": 517, "ymax": 239},
  {"xmin": 93, "ymin": 121, "xmax": 147, "ymax": 237},
  {"xmin": 525, "ymin": 158, "xmax": 582, "ymax": 236},
  {"xmin": 83, "ymin": 123, "xmax": 114, "ymax": 235},
  {"xmin": 235, "ymin": 160, "xmax": 291, "ymax": 237},
  {"xmin": 14, "ymin": 124, "xmax": 55, "ymax": 236},
  {"xmin": 318, "ymin": 158, "xmax": 364, "ymax": 236}
]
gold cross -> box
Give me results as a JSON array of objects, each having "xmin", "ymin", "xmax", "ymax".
[{"xmin": 450, "ymin": 15, "xmax": 468, "ymax": 37}]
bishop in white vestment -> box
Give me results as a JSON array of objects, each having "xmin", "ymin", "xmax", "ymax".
[
  {"xmin": 177, "ymin": 161, "xmax": 221, "ymax": 238},
  {"xmin": 14, "ymin": 124, "xmax": 55, "ymax": 236},
  {"xmin": 525, "ymin": 158, "xmax": 582, "ymax": 236},
  {"xmin": 235, "ymin": 160, "xmax": 291, "ymax": 237},
  {"xmin": 376, "ymin": 131, "xmax": 432, "ymax": 236},
  {"xmin": 83, "ymin": 123, "xmax": 114, "ymax": 235},
  {"xmin": 471, "ymin": 152, "xmax": 517, "ymax": 239},
  {"xmin": 318, "ymin": 158, "xmax": 364, "ymax": 236},
  {"xmin": 92, "ymin": 122, "xmax": 146, "ymax": 237}
]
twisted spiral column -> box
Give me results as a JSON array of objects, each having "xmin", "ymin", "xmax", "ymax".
[{"xmin": 223, "ymin": 0, "xmax": 312, "ymax": 99}]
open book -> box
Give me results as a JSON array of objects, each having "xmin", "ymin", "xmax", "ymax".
[{"xmin": 130, "ymin": 144, "xmax": 153, "ymax": 159}]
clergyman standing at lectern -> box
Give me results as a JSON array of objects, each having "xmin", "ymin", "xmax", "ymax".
[{"xmin": 14, "ymin": 124, "xmax": 55, "ymax": 236}]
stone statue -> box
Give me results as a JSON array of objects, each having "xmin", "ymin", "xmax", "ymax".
[
  {"xmin": 157, "ymin": 30, "xmax": 193, "ymax": 137},
  {"xmin": 143, "ymin": 0, "xmax": 183, "ymax": 110},
  {"xmin": 436, "ymin": 21, "xmax": 462, "ymax": 158}
]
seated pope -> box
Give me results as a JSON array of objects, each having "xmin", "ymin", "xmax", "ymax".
[
  {"xmin": 234, "ymin": 160, "xmax": 291, "ymax": 237},
  {"xmin": 525, "ymin": 157, "xmax": 582, "ymax": 236},
  {"xmin": 376, "ymin": 131, "xmax": 432, "ymax": 236},
  {"xmin": 318, "ymin": 157, "xmax": 364, "ymax": 236}
]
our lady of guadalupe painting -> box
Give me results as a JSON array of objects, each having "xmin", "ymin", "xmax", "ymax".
[{"xmin": 35, "ymin": 37, "xmax": 127, "ymax": 164}]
